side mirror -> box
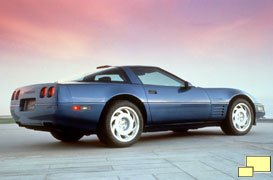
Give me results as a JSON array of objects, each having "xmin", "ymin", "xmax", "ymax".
[
  {"xmin": 185, "ymin": 81, "xmax": 189, "ymax": 89},
  {"xmin": 184, "ymin": 81, "xmax": 193, "ymax": 89},
  {"xmin": 179, "ymin": 82, "xmax": 193, "ymax": 92}
]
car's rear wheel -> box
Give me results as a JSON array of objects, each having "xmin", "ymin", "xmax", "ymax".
[
  {"xmin": 97, "ymin": 100, "xmax": 143, "ymax": 147},
  {"xmin": 50, "ymin": 130, "xmax": 84, "ymax": 142},
  {"xmin": 221, "ymin": 99, "xmax": 254, "ymax": 135}
]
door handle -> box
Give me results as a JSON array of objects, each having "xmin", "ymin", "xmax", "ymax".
[{"xmin": 148, "ymin": 90, "xmax": 157, "ymax": 94}]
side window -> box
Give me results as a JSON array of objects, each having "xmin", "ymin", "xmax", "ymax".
[
  {"xmin": 132, "ymin": 68, "xmax": 185, "ymax": 87},
  {"xmin": 94, "ymin": 74, "xmax": 124, "ymax": 82},
  {"xmin": 82, "ymin": 68, "xmax": 129, "ymax": 83}
]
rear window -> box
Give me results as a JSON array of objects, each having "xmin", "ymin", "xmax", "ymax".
[{"xmin": 76, "ymin": 68, "xmax": 130, "ymax": 83}]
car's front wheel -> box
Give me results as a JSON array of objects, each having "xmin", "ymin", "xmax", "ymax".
[
  {"xmin": 97, "ymin": 100, "xmax": 143, "ymax": 147},
  {"xmin": 50, "ymin": 130, "xmax": 84, "ymax": 142},
  {"xmin": 221, "ymin": 98, "xmax": 254, "ymax": 135}
]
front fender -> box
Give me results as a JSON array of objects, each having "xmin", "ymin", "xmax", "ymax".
[{"xmin": 204, "ymin": 88, "xmax": 265, "ymax": 123}]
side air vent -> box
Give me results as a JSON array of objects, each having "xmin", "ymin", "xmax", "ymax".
[{"xmin": 211, "ymin": 105, "xmax": 226, "ymax": 118}]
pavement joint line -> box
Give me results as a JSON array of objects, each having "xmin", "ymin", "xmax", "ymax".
[
  {"xmin": 163, "ymin": 158, "xmax": 198, "ymax": 180},
  {"xmin": 0, "ymin": 172, "xmax": 46, "ymax": 177},
  {"xmin": 152, "ymin": 145, "xmax": 232, "ymax": 154},
  {"xmin": 152, "ymin": 173, "xmax": 160, "ymax": 180},
  {"xmin": 44, "ymin": 173, "xmax": 49, "ymax": 180},
  {"xmin": 264, "ymin": 173, "xmax": 273, "ymax": 178},
  {"xmin": 228, "ymin": 138, "xmax": 272, "ymax": 145},
  {"xmin": 45, "ymin": 164, "xmax": 51, "ymax": 180},
  {"xmin": 258, "ymin": 119, "xmax": 273, "ymax": 123},
  {"xmin": 236, "ymin": 142, "xmax": 273, "ymax": 153},
  {"xmin": 241, "ymin": 139, "xmax": 273, "ymax": 145},
  {"xmin": 45, "ymin": 165, "xmax": 113, "ymax": 175},
  {"xmin": 152, "ymin": 150, "xmax": 160, "ymax": 157},
  {"xmin": 199, "ymin": 160, "xmax": 237, "ymax": 180},
  {"xmin": 46, "ymin": 171, "xmax": 122, "ymax": 179},
  {"xmin": 216, "ymin": 138, "xmax": 273, "ymax": 153},
  {"xmin": 209, "ymin": 152, "xmax": 242, "ymax": 164}
]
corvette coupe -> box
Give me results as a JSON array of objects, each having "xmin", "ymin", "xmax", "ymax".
[{"xmin": 10, "ymin": 65, "xmax": 265, "ymax": 147}]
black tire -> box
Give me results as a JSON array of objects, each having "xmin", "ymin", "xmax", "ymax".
[
  {"xmin": 97, "ymin": 100, "xmax": 144, "ymax": 147},
  {"xmin": 221, "ymin": 99, "xmax": 254, "ymax": 135},
  {"xmin": 173, "ymin": 129, "xmax": 189, "ymax": 133},
  {"xmin": 50, "ymin": 130, "xmax": 84, "ymax": 142}
]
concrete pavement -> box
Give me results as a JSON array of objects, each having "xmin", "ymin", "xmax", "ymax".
[{"xmin": 0, "ymin": 123, "xmax": 272, "ymax": 180}]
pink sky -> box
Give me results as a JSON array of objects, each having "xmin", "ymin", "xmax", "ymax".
[{"xmin": 0, "ymin": 0, "xmax": 273, "ymax": 116}]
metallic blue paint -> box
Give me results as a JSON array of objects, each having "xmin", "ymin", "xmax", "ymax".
[
  {"xmin": 10, "ymin": 66, "xmax": 265, "ymax": 133},
  {"xmin": 142, "ymin": 86, "xmax": 211, "ymax": 123}
]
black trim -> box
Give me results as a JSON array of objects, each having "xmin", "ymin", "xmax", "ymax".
[
  {"xmin": 143, "ymin": 121, "xmax": 221, "ymax": 132},
  {"xmin": 16, "ymin": 122, "xmax": 94, "ymax": 135}
]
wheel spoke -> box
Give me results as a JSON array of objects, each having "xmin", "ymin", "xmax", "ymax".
[{"xmin": 116, "ymin": 131, "xmax": 123, "ymax": 139}]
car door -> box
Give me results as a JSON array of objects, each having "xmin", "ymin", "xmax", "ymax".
[{"xmin": 131, "ymin": 67, "xmax": 211, "ymax": 124}]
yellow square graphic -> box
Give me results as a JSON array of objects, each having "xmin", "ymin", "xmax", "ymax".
[
  {"xmin": 246, "ymin": 156, "xmax": 271, "ymax": 172},
  {"xmin": 238, "ymin": 167, "xmax": 254, "ymax": 177}
]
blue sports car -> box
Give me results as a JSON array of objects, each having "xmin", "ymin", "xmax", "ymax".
[{"xmin": 10, "ymin": 65, "xmax": 265, "ymax": 147}]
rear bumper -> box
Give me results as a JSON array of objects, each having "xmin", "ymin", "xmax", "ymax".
[
  {"xmin": 11, "ymin": 104, "xmax": 57, "ymax": 126},
  {"xmin": 10, "ymin": 102, "xmax": 104, "ymax": 132}
]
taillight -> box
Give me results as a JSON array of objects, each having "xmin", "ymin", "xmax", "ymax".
[
  {"xmin": 15, "ymin": 90, "xmax": 20, "ymax": 100},
  {"xmin": 11, "ymin": 91, "xmax": 16, "ymax": 100},
  {"xmin": 40, "ymin": 87, "xmax": 47, "ymax": 98},
  {"xmin": 47, "ymin": 86, "xmax": 55, "ymax": 98}
]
